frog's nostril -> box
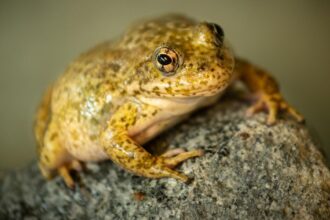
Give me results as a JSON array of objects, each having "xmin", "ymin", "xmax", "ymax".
[{"xmin": 206, "ymin": 23, "xmax": 224, "ymax": 46}]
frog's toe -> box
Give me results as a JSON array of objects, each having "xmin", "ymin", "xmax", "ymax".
[
  {"xmin": 246, "ymin": 98, "xmax": 264, "ymax": 116},
  {"xmin": 58, "ymin": 165, "xmax": 76, "ymax": 188},
  {"xmin": 280, "ymin": 101, "xmax": 305, "ymax": 123},
  {"xmin": 265, "ymin": 98, "xmax": 279, "ymax": 125},
  {"xmin": 161, "ymin": 148, "xmax": 186, "ymax": 158},
  {"xmin": 162, "ymin": 149, "xmax": 204, "ymax": 168},
  {"xmin": 158, "ymin": 166, "xmax": 190, "ymax": 183}
]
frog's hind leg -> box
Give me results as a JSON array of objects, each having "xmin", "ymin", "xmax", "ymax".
[
  {"xmin": 39, "ymin": 143, "xmax": 82, "ymax": 188},
  {"xmin": 35, "ymin": 86, "xmax": 82, "ymax": 188},
  {"xmin": 35, "ymin": 85, "xmax": 56, "ymax": 180},
  {"xmin": 38, "ymin": 119, "xmax": 82, "ymax": 188}
]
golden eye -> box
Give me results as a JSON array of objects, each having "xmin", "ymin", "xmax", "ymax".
[{"xmin": 153, "ymin": 47, "xmax": 180, "ymax": 76}]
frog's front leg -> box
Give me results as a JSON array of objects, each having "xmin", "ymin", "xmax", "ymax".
[
  {"xmin": 235, "ymin": 58, "xmax": 304, "ymax": 124},
  {"xmin": 100, "ymin": 102, "xmax": 202, "ymax": 182}
]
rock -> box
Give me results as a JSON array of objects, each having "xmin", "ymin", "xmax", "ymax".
[{"xmin": 1, "ymin": 95, "xmax": 330, "ymax": 220}]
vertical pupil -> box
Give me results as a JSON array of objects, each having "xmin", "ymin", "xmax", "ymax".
[{"xmin": 157, "ymin": 54, "xmax": 172, "ymax": 65}]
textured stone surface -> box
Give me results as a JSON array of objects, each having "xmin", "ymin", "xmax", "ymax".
[{"xmin": 1, "ymin": 96, "xmax": 330, "ymax": 219}]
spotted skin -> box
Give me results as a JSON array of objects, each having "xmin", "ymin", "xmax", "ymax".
[{"xmin": 34, "ymin": 14, "xmax": 303, "ymax": 187}]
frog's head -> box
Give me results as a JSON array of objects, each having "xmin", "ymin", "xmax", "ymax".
[{"xmin": 124, "ymin": 15, "xmax": 235, "ymax": 98}]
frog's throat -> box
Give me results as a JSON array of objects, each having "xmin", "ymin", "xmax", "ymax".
[{"xmin": 136, "ymin": 91, "xmax": 224, "ymax": 113}]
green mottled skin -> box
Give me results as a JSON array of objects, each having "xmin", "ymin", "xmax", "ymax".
[{"xmin": 35, "ymin": 14, "xmax": 303, "ymax": 187}]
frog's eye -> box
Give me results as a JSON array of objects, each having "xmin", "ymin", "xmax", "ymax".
[
  {"xmin": 153, "ymin": 47, "xmax": 180, "ymax": 76},
  {"xmin": 205, "ymin": 23, "xmax": 224, "ymax": 47}
]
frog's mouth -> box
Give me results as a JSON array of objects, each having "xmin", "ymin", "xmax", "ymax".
[{"xmin": 139, "ymin": 79, "xmax": 228, "ymax": 98}]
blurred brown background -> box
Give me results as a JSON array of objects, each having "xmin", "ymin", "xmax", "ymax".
[{"xmin": 0, "ymin": 0, "xmax": 329, "ymax": 171}]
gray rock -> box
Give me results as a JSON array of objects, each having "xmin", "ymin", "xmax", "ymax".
[{"xmin": 1, "ymin": 96, "xmax": 330, "ymax": 220}]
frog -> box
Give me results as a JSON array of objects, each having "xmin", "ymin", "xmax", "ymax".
[{"xmin": 34, "ymin": 14, "xmax": 303, "ymax": 188}]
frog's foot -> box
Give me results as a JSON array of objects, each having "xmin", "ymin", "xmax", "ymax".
[
  {"xmin": 247, "ymin": 93, "xmax": 304, "ymax": 125},
  {"xmin": 153, "ymin": 149, "xmax": 203, "ymax": 182},
  {"xmin": 57, "ymin": 160, "xmax": 83, "ymax": 188},
  {"xmin": 161, "ymin": 149, "xmax": 204, "ymax": 169}
]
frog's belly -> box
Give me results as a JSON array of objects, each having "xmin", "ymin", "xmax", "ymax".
[
  {"xmin": 131, "ymin": 91, "xmax": 224, "ymax": 144},
  {"xmin": 131, "ymin": 114, "xmax": 187, "ymax": 145}
]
